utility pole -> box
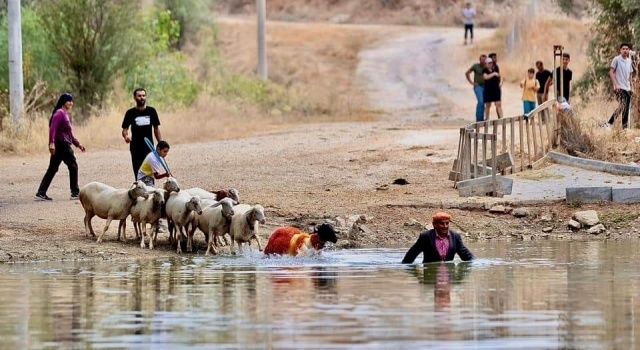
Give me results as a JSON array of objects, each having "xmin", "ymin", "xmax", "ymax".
[
  {"xmin": 8, "ymin": 0, "xmax": 24, "ymax": 129},
  {"xmin": 256, "ymin": 0, "xmax": 267, "ymax": 81}
]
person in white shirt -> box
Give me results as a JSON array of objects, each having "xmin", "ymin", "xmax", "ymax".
[
  {"xmin": 607, "ymin": 43, "xmax": 636, "ymax": 128},
  {"xmin": 463, "ymin": 3, "xmax": 476, "ymax": 45}
]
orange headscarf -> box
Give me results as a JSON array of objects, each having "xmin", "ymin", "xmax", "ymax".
[{"xmin": 432, "ymin": 212, "xmax": 452, "ymax": 223}]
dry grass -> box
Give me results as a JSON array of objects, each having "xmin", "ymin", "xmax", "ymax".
[
  {"xmin": 471, "ymin": 17, "xmax": 589, "ymax": 84},
  {"xmin": 1, "ymin": 19, "xmax": 393, "ymax": 155},
  {"xmin": 215, "ymin": 0, "xmax": 513, "ymax": 27}
]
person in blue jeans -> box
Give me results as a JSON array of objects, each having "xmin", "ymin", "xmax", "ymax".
[{"xmin": 465, "ymin": 54, "xmax": 486, "ymax": 122}]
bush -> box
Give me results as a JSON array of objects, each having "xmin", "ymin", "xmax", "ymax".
[
  {"xmin": 211, "ymin": 73, "xmax": 290, "ymax": 111},
  {"xmin": 125, "ymin": 53, "xmax": 201, "ymax": 109}
]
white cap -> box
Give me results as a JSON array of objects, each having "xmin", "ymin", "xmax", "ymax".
[{"xmin": 485, "ymin": 58, "xmax": 493, "ymax": 64}]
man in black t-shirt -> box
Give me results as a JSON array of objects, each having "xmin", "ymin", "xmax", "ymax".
[
  {"xmin": 121, "ymin": 88, "xmax": 162, "ymax": 178},
  {"xmin": 535, "ymin": 61, "xmax": 552, "ymax": 105},
  {"xmin": 547, "ymin": 53, "xmax": 573, "ymax": 103}
]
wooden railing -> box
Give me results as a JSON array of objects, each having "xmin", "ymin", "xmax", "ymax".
[{"xmin": 450, "ymin": 100, "xmax": 559, "ymax": 196}]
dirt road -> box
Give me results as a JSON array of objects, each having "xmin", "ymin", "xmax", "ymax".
[{"xmin": 1, "ymin": 24, "xmax": 626, "ymax": 263}]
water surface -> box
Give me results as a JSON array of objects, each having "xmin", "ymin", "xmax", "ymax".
[{"xmin": 0, "ymin": 240, "xmax": 639, "ymax": 349}]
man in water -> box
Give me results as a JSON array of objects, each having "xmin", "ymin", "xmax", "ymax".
[
  {"xmin": 121, "ymin": 88, "xmax": 162, "ymax": 179},
  {"xmin": 402, "ymin": 212, "xmax": 474, "ymax": 263}
]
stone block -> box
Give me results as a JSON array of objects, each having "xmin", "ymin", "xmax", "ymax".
[
  {"xmin": 566, "ymin": 187, "xmax": 612, "ymax": 203},
  {"xmin": 485, "ymin": 152, "xmax": 515, "ymax": 172},
  {"xmin": 457, "ymin": 175, "xmax": 513, "ymax": 197},
  {"xmin": 612, "ymin": 188, "xmax": 640, "ymax": 204}
]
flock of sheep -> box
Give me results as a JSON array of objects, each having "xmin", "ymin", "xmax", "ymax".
[{"xmin": 78, "ymin": 178, "xmax": 266, "ymax": 255}]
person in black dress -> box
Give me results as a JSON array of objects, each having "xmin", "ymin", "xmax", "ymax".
[{"xmin": 483, "ymin": 57, "xmax": 503, "ymax": 120}]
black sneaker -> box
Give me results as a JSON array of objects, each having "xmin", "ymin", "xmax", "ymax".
[
  {"xmin": 35, "ymin": 193, "xmax": 52, "ymax": 201},
  {"xmin": 70, "ymin": 193, "xmax": 80, "ymax": 200}
]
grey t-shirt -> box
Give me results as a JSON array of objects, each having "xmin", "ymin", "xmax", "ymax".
[
  {"xmin": 463, "ymin": 8, "xmax": 476, "ymax": 25},
  {"xmin": 611, "ymin": 55, "xmax": 635, "ymax": 91}
]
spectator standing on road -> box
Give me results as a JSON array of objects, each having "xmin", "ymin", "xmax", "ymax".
[
  {"xmin": 465, "ymin": 54, "xmax": 487, "ymax": 121},
  {"xmin": 483, "ymin": 57, "xmax": 503, "ymax": 120},
  {"xmin": 535, "ymin": 61, "xmax": 552, "ymax": 105},
  {"xmin": 607, "ymin": 43, "xmax": 636, "ymax": 128},
  {"xmin": 35, "ymin": 93, "xmax": 86, "ymax": 201},
  {"xmin": 520, "ymin": 68, "xmax": 540, "ymax": 115},
  {"xmin": 547, "ymin": 53, "xmax": 572, "ymax": 103},
  {"xmin": 121, "ymin": 88, "xmax": 162, "ymax": 179},
  {"xmin": 463, "ymin": 3, "xmax": 476, "ymax": 45}
]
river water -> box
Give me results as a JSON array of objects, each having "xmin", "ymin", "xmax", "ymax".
[{"xmin": 0, "ymin": 240, "xmax": 638, "ymax": 349}]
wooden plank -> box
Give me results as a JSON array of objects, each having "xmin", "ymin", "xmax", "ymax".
[
  {"xmin": 482, "ymin": 134, "xmax": 487, "ymax": 176},
  {"xmin": 509, "ymin": 118, "xmax": 515, "ymax": 173},
  {"xmin": 537, "ymin": 110, "xmax": 545, "ymax": 153},
  {"xmin": 525, "ymin": 117, "xmax": 533, "ymax": 167},
  {"xmin": 462, "ymin": 132, "xmax": 472, "ymax": 180},
  {"xmin": 501, "ymin": 118, "xmax": 507, "ymax": 154},
  {"xmin": 544, "ymin": 112, "xmax": 553, "ymax": 151},
  {"xmin": 518, "ymin": 116, "xmax": 525, "ymax": 172},
  {"xmin": 473, "ymin": 132, "xmax": 479, "ymax": 178},
  {"xmin": 531, "ymin": 114, "xmax": 539, "ymax": 159},
  {"xmin": 491, "ymin": 135, "xmax": 498, "ymax": 196}
]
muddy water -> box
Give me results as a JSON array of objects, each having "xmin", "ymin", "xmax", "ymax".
[{"xmin": 1, "ymin": 241, "xmax": 639, "ymax": 349}]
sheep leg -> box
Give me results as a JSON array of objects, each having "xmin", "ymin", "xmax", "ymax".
[
  {"xmin": 84, "ymin": 212, "xmax": 96, "ymax": 237},
  {"xmin": 205, "ymin": 230, "xmax": 215, "ymax": 256},
  {"xmin": 187, "ymin": 222, "xmax": 197, "ymax": 253},
  {"xmin": 150, "ymin": 223, "xmax": 158, "ymax": 250},
  {"xmin": 121, "ymin": 220, "xmax": 127, "ymax": 241},
  {"xmin": 168, "ymin": 220, "xmax": 175, "ymax": 244},
  {"xmin": 140, "ymin": 222, "xmax": 147, "ymax": 249},
  {"xmin": 97, "ymin": 218, "xmax": 112, "ymax": 243},
  {"xmin": 252, "ymin": 236, "xmax": 263, "ymax": 252},
  {"xmin": 176, "ymin": 226, "xmax": 183, "ymax": 254}
]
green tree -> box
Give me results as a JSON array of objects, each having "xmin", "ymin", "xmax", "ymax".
[
  {"xmin": 38, "ymin": 0, "xmax": 146, "ymax": 120},
  {"xmin": 156, "ymin": 0, "xmax": 210, "ymax": 48},
  {"xmin": 0, "ymin": 7, "xmax": 63, "ymax": 92}
]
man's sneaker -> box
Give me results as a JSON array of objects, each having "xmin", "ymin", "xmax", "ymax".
[
  {"xmin": 35, "ymin": 193, "xmax": 52, "ymax": 201},
  {"xmin": 70, "ymin": 193, "xmax": 80, "ymax": 200}
]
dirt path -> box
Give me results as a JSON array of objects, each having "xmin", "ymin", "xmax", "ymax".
[{"xmin": 2, "ymin": 24, "xmax": 627, "ymax": 263}]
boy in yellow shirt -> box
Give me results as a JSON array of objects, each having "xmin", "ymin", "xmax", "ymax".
[
  {"xmin": 520, "ymin": 68, "xmax": 540, "ymax": 115},
  {"xmin": 137, "ymin": 140, "xmax": 171, "ymax": 187}
]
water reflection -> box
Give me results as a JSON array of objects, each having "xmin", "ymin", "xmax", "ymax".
[{"xmin": 0, "ymin": 242, "xmax": 639, "ymax": 348}]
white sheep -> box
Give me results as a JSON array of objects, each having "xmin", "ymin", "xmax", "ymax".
[
  {"xmin": 79, "ymin": 181, "xmax": 149, "ymax": 243},
  {"xmin": 165, "ymin": 191, "xmax": 203, "ymax": 254},
  {"xmin": 134, "ymin": 178, "xmax": 181, "ymax": 240},
  {"xmin": 130, "ymin": 189, "xmax": 165, "ymax": 249},
  {"xmin": 229, "ymin": 204, "xmax": 266, "ymax": 255},
  {"xmin": 185, "ymin": 187, "xmax": 240, "ymax": 203},
  {"xmin": 192, "ymin": 197, "xmax": 237, "ymax": 255}
]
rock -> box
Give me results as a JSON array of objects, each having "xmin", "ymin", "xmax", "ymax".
[
  {"xmin": 489, "ymin": 205, "xmax": 507, "ymax": 213},
  {"xmin": 404, "ymin": 219, "xmax": 424, "ymax": 228},
  {"xmin": 542, "ymin": 227, "xmax": 553, "ymax": 233},
  {"xmin": 336, "ymin": 240, "xmax": 357, "ymax": 249},
  {"xmin": 567, "ymin": 219, "xmax": 582, "ymax": 231},
  {"xmin": 392, "ymin": 178, "xmax": 410, "ymax": 185},
  {"xmin": 334, "ymin": 217, "xmax": 346, "ymax": 228},
  {"xmin": 512, "ymin": 208, "xmax": 530, "ymax": 218},
  {"xmin": 573, "ymin": 210, "xmax": 600, "ymax": 226},
  {"xmin": 588, "ymin": 224, "xmax": 606, "ymax": 235},
  {"xmin": 540, "ymin": 214, "xmax": 553, "ymax": 222}
]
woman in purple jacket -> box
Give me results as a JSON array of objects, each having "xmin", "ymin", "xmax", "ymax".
[{"xmin": 35, "ymin": 93, "xmax": 86, "ymax": 200}]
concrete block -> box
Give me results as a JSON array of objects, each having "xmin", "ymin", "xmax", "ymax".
[
  {"xmin": 612, "ymin": 188, "xmax": 640, "ymax": 204},
  {"xmin": 458, "ymin": 175, "xmax": 513, "ymax": 197},
  {"xmin": 566, "ymin": 187, "xmax": 612, "ymax": 203},
  {"xmin": 548, "ymin": 151, "xmax": 640, "ymax": 176},
  {"xmin": 485, "ymin": 152, "xmax": 515, "ymax": 172}
]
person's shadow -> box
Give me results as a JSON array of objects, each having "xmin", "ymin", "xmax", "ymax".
[{"xmin": 408, "ymin": 262, "xmax": 472, "ymax": 310}]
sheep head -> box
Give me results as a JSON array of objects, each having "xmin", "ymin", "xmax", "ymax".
[
  {"xmin": 228, "ymin": 188, "xmax": 240, "ymax": 203},
  {"xmin": 211, "ymin": 197, "xmax": 235, "ymax": 219},
  {"xmin": 130, "ymin": 181, "xmax": 150, "ymax": 200},
  {"xmin": 316, "ymin": 223, "xmax": 338, "ymax": 244},
  {"xmin": 187, "ymin": 196, "xmax": 203, "ymax": 215},
  {"xmin": 251, "ymin": 205, "xmax": 266, "ymax": 225},
  {"xmin": 163, "ymin": 177, "xmax": 181, "ymax": 193}
]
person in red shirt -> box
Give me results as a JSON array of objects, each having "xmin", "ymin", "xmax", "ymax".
[
  {"xmin": 35, "ymin": 93, "xmax": 86, "ymax": 201},
  {"xmin": 264, "ymin": 223, "xmax": 338, "ymax": 256},
  {"xmin": 402, "ymin": 212, "xmax": 474, "ymax": 264}
]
